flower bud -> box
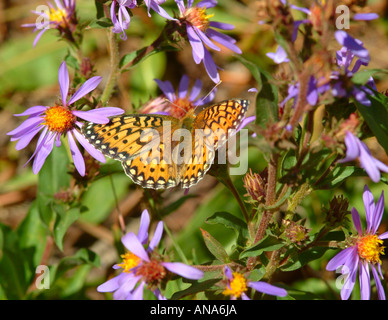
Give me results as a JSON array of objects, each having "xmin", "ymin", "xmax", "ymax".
[
  {"xmin": 243, "ymin": 169, "xmax": 266, "ymax": 203},
  {"xmin": 323, "ymin": 195, "xmax": 351, "ymax": 228}
]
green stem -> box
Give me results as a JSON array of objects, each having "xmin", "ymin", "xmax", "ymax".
[
  {"xmin": 218, "ymin": 171, "xmax": 250, "ymax": 224},
  {"xmin": 285, "ymin": 182, "xmax": 311, "ymax": 220},
  {"xmin": 162, "ymin": 223, "xmax": 189, "ymax": 265},
  {"xmin": 101, "ymin": 29, "xmax": 119, "ymax": 105},
  {"xmin": 109, "ymin": 173, "xmax": 125, "ymax": 234}
]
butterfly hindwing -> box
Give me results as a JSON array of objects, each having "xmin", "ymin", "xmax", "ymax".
[
  {"xmin": 122, "ymin": 141, "xmax": 180, "ymax": 189},
  {"xmin": 180, "ymin": 132, "xmax": 215, "ymax": 189}
]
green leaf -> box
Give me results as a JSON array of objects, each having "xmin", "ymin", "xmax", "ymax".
[
  {"xmin": 351, "ymin": 69, "xmax": 388, "ymax": 86},
  {"xmin": 240, "ymin": 234, "xmax": 285, "ymax": 259},
  {"xmin": 17, "ymin": 201, "xmax": 49, "ymax": 268},
  {"xmin": 170, "ymin": 279, "xmax": 220, "ymax": 300},
  {"xmin": 51, "ymin": 248, "xmax": 100, "ymax": 285},
  {"xmin": 206, "ymin": 211, "xmax": 249, "ymax": 240},
  {"xmin": 88, "ymin": 17, "xmax": 114, "ymax": 29},
  {"xmin": 53, "ymin": 205, "xmax": 81, "ymax": 251},
  {"xmin": 281, "ymin": 247, "xmax": 331, "ymax": 272},
  {"xmin": 356, "ymin": 92, "xmax": 388, "ymax": 155},
  {"xmin": 94, "ymin": 0, "xmax": 105, "ymax": 19},
  {"xmin": 200, "ymin": 228, "xmax": 230, "ymax": 263},
  {"xmin": 314, "ymin": 166, "xmax": 364, "ymax": 189},
  {"xmin": 236, "ymin": 55, "xmax": 279, "ymax": 127},
  {"xmin": 119, "ymin": 45, "xmax": 178, "ymax": 71},
  {"xmin": 80, "ymin": 173, "xmax": 130, "ymax": 224},
  {"xmin": 37, "ymin": 144, "xmax": 70, "ymax": 227}
]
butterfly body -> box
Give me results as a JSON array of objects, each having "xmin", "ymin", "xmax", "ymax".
[{"xmin": 82, "ymin": 99, "xmax": 249, "ymax": 190}]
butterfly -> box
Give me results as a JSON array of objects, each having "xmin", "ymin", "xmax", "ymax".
[{"xmin": 81, "ymin": 99, "xmax": 249, "ymax": 189}]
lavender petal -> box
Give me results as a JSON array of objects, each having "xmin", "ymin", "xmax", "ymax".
[
  {"xmin": 15, "ymin": 125, "xmax": 43, "ymax": 151},
  {"xmin": 137, "ymin": 209, "xmax": 150, "ymax": 245},
  {"xmin": 14, "ymin": 106, "xmax": 47, "ymax": 117},
  {"xmin": 72, "ymin": 129, "xmax": 106, "ymax": 163},
  {"xmin": 353, "ymin": 13, "xmax": 379, "ymax": 21},
  {"xmin": 326, "ymin": 247, "xmax": 356, "ymax": 271},
  {"xmin": 371, "ymin": 264, "xmax": 386, "ymax": 300},
  {"xmin": 32, "ymin": 131, "xmax": 55, "ymax": 174},
  {"xmin": 148, "ymin": 221, "xmax": 164, "ymax": 251},
  {"xmin": 121, "ymin": 232, "xmax": 150, "ymax": 262},
  {"xmin": 178, "ymin": 75, "xmax": 190, "ymax": 99},
  {"xmin": 154, "ymin": 79, "xmax": 176, "ymax": 102},
  {"xmin": 162, "ymin": 262, "xmax": 204, "ymax": 280},
  {"xmin": 203, "ymin": 48, "xmax": 220, "ymax": 83},
  {"xmin": 335, "ymin": 31, "xmax": 370, "ymax": 64},
  {"xmin": 67, "ymin": 131, "xmax": 86, "ymax": 176},
  {"xmin": 67, "ymin": 76, "xmax": 102, "ymax": 105},
  {"xmin": 371, "ymin": 190, "xmax": 384, "ymax": 234},
  {"xmin": 58, "ymin": 61, "xmax": 70, "ymax": 106},
  {"xmin": 351, "ymin": 207, "xmax": 363, "ymax": 235},
  {"xmin": 359, "ymin": 260, "xmax": 371, "ymax": 300},
  {"xmin": 248, "ymin": 281, "xmax": 287, "ymax": 297}
]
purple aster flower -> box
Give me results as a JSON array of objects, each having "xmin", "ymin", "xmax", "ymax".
[
  {"xmin": 280, "ymin": 75, "xmax": 322, "ymax": 108},
  {"xmin": 326, "ymin": 185, "xmax": 388, "ymax": 300},
  {"xmin": 110, "ymin": 0, "xmax": 137, "ymax": 40},
  {"xmin": 222, "ymin": 266, "xmax": 287, "ymax": 300},
  {"xmin": 22, "ymin": 0, "xmax": 76, "ymax": 47},
  {"xmin": 140, "ymin": 74, "xmax": 216, "ymax": 118},
  {"xmin": 266, "ymin": 46, "xmax": 289, "ymax": 64},
  {"xmin": 176, "ymin": 0, "xmax": 241, "ymax": 83},
  {"xmin": 7, "ymin": 61, "xmax": 124, "ymax": 176},
  {"xmin": 97, "ymin": 209, "xmax": 204, "ymax": 300},
  {"xmin": 335, "ymin": 31, "xmax": 370, "ymax": 65},
  {"xmin": 339, "ymin": 131, "xmax": 388, "ymax": 183},
  {"xmin": 330, "ymin": 33, "xmax": 377, "ymax": 106}
]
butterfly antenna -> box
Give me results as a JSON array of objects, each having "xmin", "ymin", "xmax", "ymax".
[
  {"xmin": 193, "ymin": 80, "xmax": 222, "ymax": 111},
  {"xmin": 163, "ymin": 97, "xmax": 189, "ymax": 115}
]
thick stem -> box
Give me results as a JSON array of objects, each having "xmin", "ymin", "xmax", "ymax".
[
  {"xmin": 254, "ymin": 153, "xmax": 278, "ymax": 243},
  {"xmin": 285, "ymin": 69, "xmax": 310, "ymax": 136},
  {"xmin": 247, "ymin": 154, "xmax": 279, "ymax": 270}
]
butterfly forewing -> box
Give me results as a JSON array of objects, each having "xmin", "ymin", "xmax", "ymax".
[
  {"xmin": 193, "ymin": 99, "xmax": 249, "ymax": 150},
  {"xmin": 82, "ymin": 114, "xmax": 179, "ymax": 162}
]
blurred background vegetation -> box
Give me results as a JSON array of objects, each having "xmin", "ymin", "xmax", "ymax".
[{"xmin": 1, "ymin": 0, "xmax": 388, "ymax": 299}]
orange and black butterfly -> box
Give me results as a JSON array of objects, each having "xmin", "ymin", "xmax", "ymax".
[{"xmin": 81, "ymin": 99, "xmax": 249, "ymax": 189}]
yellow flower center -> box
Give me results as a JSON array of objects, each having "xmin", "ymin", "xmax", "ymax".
[
  {"xmin": 357, "ymin": 234, "xmax": 385, "ymax": 265},
  {"xmin": 184, "ymin": 7, "xmax": 214, "ymax": 32},
  {"xmin": 222, "ymin": 272, "xmax": 248, "ymax": 298},
  {"xmin": 117, "ymin": 252, "xmax": 142, "ymax": 273},
  {"xmin": 48, "ymin": 7, "xmax": 68, "ymax": 26},
  {"xmin": 43, "ymin": 106, "xmax": 75, "ymax": 133}
]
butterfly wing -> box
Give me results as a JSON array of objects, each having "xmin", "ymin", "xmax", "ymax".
[
  {"xmin": 82, "ymin": 114, "xmax": 181, "ymax": 189},
  {"xmin": 82, "ymin": 114, "xmax": 179, "ymax": 161},
  {"xmin": 179, "ymin": 99, "xmax": 250, "ymax": 189},
  {"xmin": 193, "ymin": 99, "xmax": 249, "ymax": 150}
]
